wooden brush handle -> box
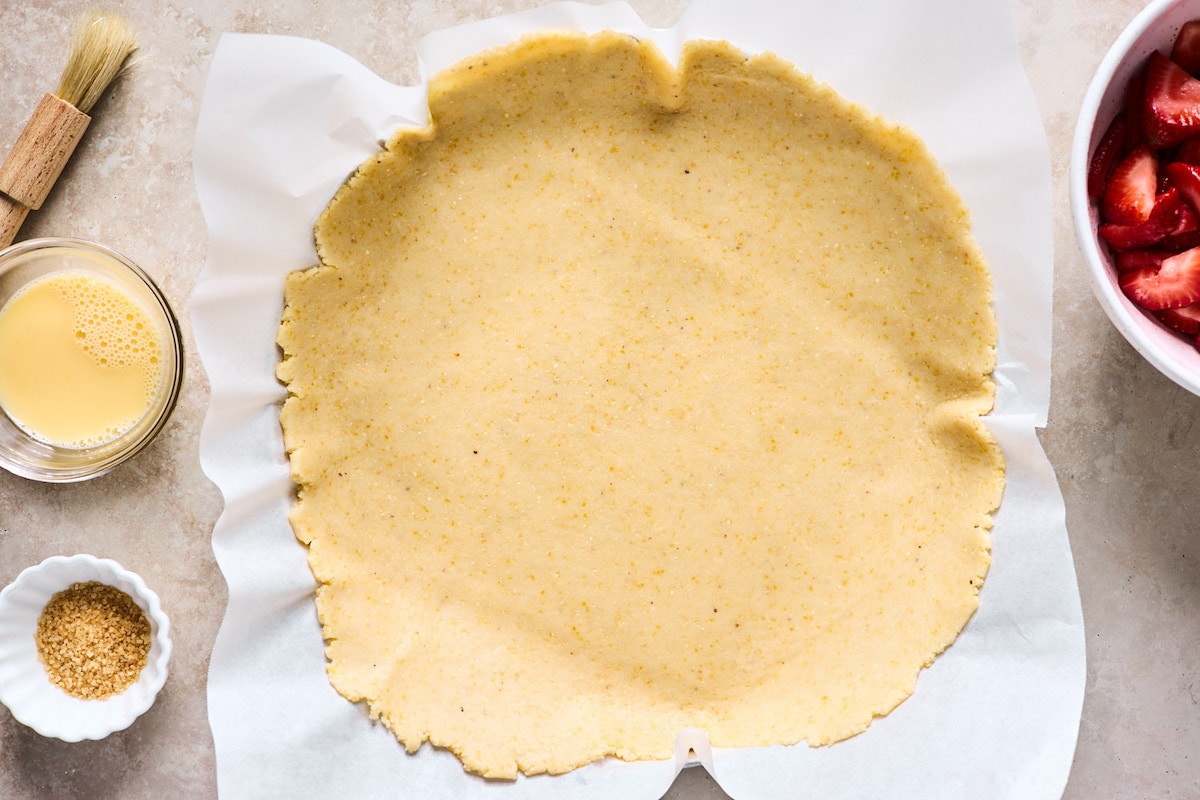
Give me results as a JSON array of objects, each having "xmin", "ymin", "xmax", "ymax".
[
  {"xmin": 0, "ymin": 197, "xmax": 30, "ymax": 247},
  {"xmin": 0, "ymin": 92, "xmax": 91, "ymax": 249}
]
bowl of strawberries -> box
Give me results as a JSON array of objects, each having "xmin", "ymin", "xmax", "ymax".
[{"xmin": 1072, "ymin": 0, "xmax": 1200, "ymax": 395}]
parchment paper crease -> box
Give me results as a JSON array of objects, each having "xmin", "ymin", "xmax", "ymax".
[{"xmin": 191, "ymin": 1, "xmax": 1084, "ymax": 798}]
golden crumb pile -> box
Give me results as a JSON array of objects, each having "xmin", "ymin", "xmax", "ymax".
[
  {"xmin": 278, "ymin": 32, "xmax": 1004, "ymax": 778},
  {"xmin": 36, "ymin": 581, "xmax": 151, "ymax": 700}
]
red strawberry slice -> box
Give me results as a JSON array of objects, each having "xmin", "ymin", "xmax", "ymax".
[
  {"xmin": 1176, "ymin": 137, "xmax": 1200, "ymax": 164},
  {"xmin": 1164, "ymin": 160, "xmax": 1200, "ymax": 211},
  {"xmin": 1118, "ymin": 245, "xmax": 1200, "ymax": 309},
  {"xmin": 1162, "ymin": 200, "xmax": 1200, "ymax": 250},
  {"xmin": 1125, "ymin": 72, "xmax": 1148, "ymax": 148},
  {"xmin": 1102, "ymin": 145, "xmax": 1159, "ymax": 223},
  {"xmin": 1100, "ymin": 187, "xmax": 1184, "ymax": 250},
  {"xmin": 1116, "ymin": 249, "xmax": 1173, "ymax": 273},
  {"xmin": 1156, "ymin": 302, "xmax": 1200, "ymax": 334},
  {"xmin": 1172, "ymin": 20, "xmax": 1200, "ymax": 76},
  {"xmin": 1159, "ymin": 163, "xmax": 1200, "ymax": 247},
  {"xmin": 1089, "ymin": 113, "xmax": 1129, "ymax": 197},
  {"xmin": 1143, "ymin": 51, "xmax": 1200, "ymax": 147}
]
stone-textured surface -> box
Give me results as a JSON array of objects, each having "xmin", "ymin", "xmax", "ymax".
[
  {"xmin": 1023, "ymin": 2, "xmax": 1200, "ymax": 798},
  {"xmin": 0, "ymin": 1, "xmax": 1195, "ymax": 798}
]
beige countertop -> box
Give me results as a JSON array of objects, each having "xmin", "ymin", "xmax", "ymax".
[{"xmin": 0, "ymin": 1, "xmax": 1194, "ymax": 797}]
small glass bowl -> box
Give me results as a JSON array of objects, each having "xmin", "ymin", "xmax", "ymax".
[
  {"xmin": 0, "ymin": 554, "xmax": 172, "ymax": 741},
  {"xmin": 0, "ymin": 238, "xmax": 184, "ymax": 481}
]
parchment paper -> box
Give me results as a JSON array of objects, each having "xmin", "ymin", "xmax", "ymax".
[{"xmin": 190, "ymin": 1, "xmax": 1085, "ymax": 798}]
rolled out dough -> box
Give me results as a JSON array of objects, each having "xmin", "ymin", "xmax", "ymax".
[{"xmin": 277, "ymin": 31, "xmax": 1004, "ymax": 779}]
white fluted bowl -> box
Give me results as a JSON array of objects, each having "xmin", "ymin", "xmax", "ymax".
[{"xmin": 0, "ymin": 554, "xmax": 171, "ymax": 740}]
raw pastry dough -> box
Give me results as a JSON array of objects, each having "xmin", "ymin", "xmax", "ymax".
[{"xmin": 277, "ymin": 32, "xmax": 1003, "ymax": 779}]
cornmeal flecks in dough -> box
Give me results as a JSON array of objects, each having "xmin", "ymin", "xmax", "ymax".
[{"xmin": 277, "ymin": 31, "xmax": 1004, "ymax": 779}]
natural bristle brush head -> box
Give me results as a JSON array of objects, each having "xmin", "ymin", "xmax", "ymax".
[{"xmin": 55, "ymin": 11, "xmax": 137, "ymax": 114}]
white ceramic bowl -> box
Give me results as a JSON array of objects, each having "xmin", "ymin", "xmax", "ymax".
[
  {"xmin": 1071, "ymin": 0, "xmax": 1200, "ymax": 396},
  {"xmin": 0, "ymin": 554, "xmax": 172, "ymax": 741}
]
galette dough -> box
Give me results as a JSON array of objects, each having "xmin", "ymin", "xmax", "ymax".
[{"xmin": 277, "ymin": 31, "xmax": 1004, "ymax": 779}]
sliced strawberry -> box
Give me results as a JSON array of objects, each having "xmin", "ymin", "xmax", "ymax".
[
  {"xmin": 1118, "ymin": 245, "xmax": 1200, "ymax": 309},
  {"xmin": 1163, "ymin": 160, "xmax": 1200, "ymax": 211},
  {"xmin": 1100, "ymin": 218, "xmax": 1175, "ymax": 250},
  {"xmin": 1156, "ymin": 302, "xmax": 1200, "ymax": 334},
  {"xmin": 1099, "ymin": 187, "xmax": 1184, "ymax": 250},
  {"xmin": 1162, "ymin": 200, "xmax": 1200, "ymax": 250},
  {"xmin": 1116, "ymin": 249, "xmax": 1173, "ymax": 273},
  {"xmin": 1144, "ymin": 51, "xmax": 1200, "ymax": 147},
  {"xmin": 1089, "ymin": 113, "xmax": 1129, "ymax": 198},
  {"xmin": 1102, "ymin": 145, "xmax": 1159, "ymax": 223},
  {"xmin": 1160, "ymin": 163, "xmax": 1200, "ymax": 247},
  {"xmin": 1175, "ymin": 137, "xmax": 1200, "ymax": 165},
  {"xmin": 1125, "ymin": 72, "xmax": 1148, "ymax": 148},
  {"xmin": 1172, "ymin": 20, "xmax": 1200, "ymax": 76}
]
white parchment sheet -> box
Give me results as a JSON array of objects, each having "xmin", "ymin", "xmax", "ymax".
[{"xmin": 191, "ymin": 1, "xmax": 1085, "ymax": 798}]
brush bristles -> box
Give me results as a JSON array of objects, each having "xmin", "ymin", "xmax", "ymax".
[{"xmin": 55, "ymin": 11, "xmax": 136, "ymax": 114}]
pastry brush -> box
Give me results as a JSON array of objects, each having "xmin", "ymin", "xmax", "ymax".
[{"xmin": 0, "ymin": 11, "xmax": 136, "ymax": 250}]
